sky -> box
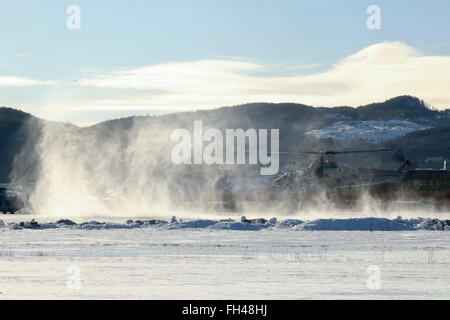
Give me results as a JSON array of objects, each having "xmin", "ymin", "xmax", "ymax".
[{"xmin": 0, "ymin": 0, "xmax": 449, "ymax": 125}]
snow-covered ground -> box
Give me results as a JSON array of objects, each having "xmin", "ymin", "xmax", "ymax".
[
  {"xmin": 306, "ymin": 120, "xmax": 430, "ymax": 143},
  {"xmin": 1, "ymin": 216, "xmax": 449, "ymax": 299}
]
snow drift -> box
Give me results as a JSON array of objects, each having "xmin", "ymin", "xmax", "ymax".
[{"xmin": 1, "ymin": 216, "xmax": 448, "ymax": 231}]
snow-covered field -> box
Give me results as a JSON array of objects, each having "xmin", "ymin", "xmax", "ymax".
[
  {"xmin": 306, "ymin": 120, "xmax": 430, "ymax": 143},
  {"xmin": 1, "ymin": 215, "xmax": 449, "ymax": 299}
]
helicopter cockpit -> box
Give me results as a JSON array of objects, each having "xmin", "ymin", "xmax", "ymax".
[{"xmin": 321, "ymin": 159, "xmax": 338, "ymax": 168}]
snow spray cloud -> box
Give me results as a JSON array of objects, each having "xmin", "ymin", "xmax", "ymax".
[
  {"xmin": 171, "ymin": 121, "xmax": 279, "ymax": 176},
  {"xmin": 9, "ymin": 115, "xmax": 446, "ymax": 219},
  {"xmin": 9, "ymin": 116, "xmax": 280, "ymax": 218},
  {"xmin": 10, "ymin": 117, "xmax": 184, "ymax": 217}
]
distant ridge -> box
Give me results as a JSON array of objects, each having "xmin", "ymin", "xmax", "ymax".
[{"xmin": 0, "ymin": 95, "xmax": 449, "ymax": 182}]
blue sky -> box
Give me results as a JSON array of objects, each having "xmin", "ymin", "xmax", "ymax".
[{"xmin": 0, "ymin": 0, "xmax": 449, "ymax": 125}]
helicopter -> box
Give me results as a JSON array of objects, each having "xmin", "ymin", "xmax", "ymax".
[
  {"xmin": 213, "ymin": 147, "xmax": 450, "ymax": 211},
  {"xmin": 272, "ymin": 148, "xmax": 408, "ymax": 187},
  {"xmin": 269, "ymin": 148, "xmax": 411, "ymax": 205}
]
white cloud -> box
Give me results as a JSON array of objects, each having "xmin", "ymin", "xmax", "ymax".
[
  {"xmin": 77, "ymin": 41, "xmax": 450, "ymax": 109},
  {"xmin": 0, "ymin": 76, "xmax": 53, "ymax": 87}
]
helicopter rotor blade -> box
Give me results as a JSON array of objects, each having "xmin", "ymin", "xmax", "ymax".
[
  {"xmin": 322, "ymin": 148, "xmax": 394, "ymax": 155},
  {"xmin": 265, "ymin": 148, "xmax": 394, "ymax": 156}
]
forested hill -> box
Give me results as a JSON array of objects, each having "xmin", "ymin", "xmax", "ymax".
[{"xmin": 1, "ymin": 95, "xmax": 449, "ymax": 182}]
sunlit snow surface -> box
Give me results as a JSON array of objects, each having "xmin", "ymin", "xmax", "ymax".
[
  {"xmin": 305, "ymin": 120, "xmax": 430, "ymax": 143},
  {"xmin": 1, "ymin": 215, "xmax": 449, "ymax": 299}
]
